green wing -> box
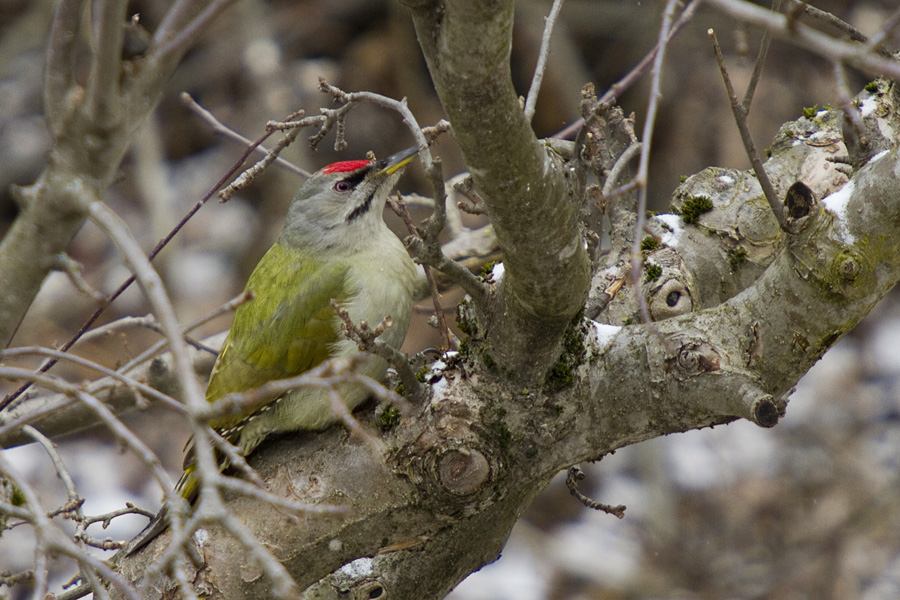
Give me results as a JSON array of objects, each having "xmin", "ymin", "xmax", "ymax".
[{"xmin": 205, "ymin": 242, "xmax": 350, "ymax": 430}]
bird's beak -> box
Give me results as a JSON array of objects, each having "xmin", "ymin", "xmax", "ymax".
[{"xmin": 375, "ymin": 146, "xmax": 420, "ymax": 177}]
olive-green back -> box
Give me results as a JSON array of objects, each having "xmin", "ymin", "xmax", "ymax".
[{"xmin": 205, "ymin": 242, "xmax": 350, "ymax": 431}]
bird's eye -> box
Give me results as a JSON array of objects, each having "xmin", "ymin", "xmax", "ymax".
[{"xmin": 334, "ymin": 180, "xmax": 353, "ymax": 192}]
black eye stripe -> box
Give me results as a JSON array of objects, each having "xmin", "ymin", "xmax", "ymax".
[
  {"xmin": 346, "ymin": 191, "xmax": 375, "ymax": 221},
  {"xmin": 336, "ymin": 169, "xmax": 367, "ymax": 191}
]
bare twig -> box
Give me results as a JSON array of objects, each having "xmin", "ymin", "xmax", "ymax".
[
  {"xmin": 44, "ymin": 0, "xmax": 86, "ymax": 134},
  {"xmin": 201, "ymin": 358, "xmax": 408, "ymax": 429},
  {"xmin": 742, "ymin": 0, "xmax": 780, "ymax": 113},
  {"xmin": 25, "ymin": 425, "xmax": 133, "ymax": 555},
  {"xmin": 629, "ymin": 0, "xmax": 680, "ymax": 352},
  {"xmin": 85, "ymin": 503, "xmax": 157, "ymax": 527},
  {"xmin": 788, "ymin": 0, "xmax": 868, "ymax": 44},
  {"xmin": 524, "ymin": 0, "xmax": 565, "ymax": 123},
  {"xmin": 181, "ymin": 93, "xmax": 310, "ymax": 177},
  {"xmin": 708, "ymin": 28, "xmax": 786, "ymax": 231},
  {"xmin": 403, "ymin": 164, "xmax": 489, "ymax": 303},
  {"xmin": 87, "ymin": 204, "xmax": 206, "ymax": 409},
  {"xmin": 833, "ymin": 61, "xmax": 867, "ymax": 149},
  {"xmin": 218, "ymin": 110, "xmax": 311, "ymax": 200},
  {"xmin": 555, "ymin": 0, "xmax": 699, "ymax": 140},
  {"xmin": 86, "ymin": 0, "xmax": 127, "ymax": 124},
  {"xmin": 453, "ymin": 176, "xmax": 487, "ymax": 215},
  {"xmin": 87, "ymin": 200, "xmax": 214, "ymax": 564},
  {"xmin": 330, "ymin": 299, "xmax": 422, "ymax": 400},
  {"xmin": 318, "ymin": 79, "xmax": 432, "ymax": 167},
  {"xmin": 0, "ymin": 121, "xmax": 281, "ymax": 411},
  {"xmin": 388, "ymin": 195, "xmax": 453, "ymax": 350},
  {"xmin": 0, "ymin": 451, "xmax": 140, "ymax": 600},
  {"xmin": 422, "ymin": 119, "xmax": 452, "ymax": 143},
  {"xmin": 865, "ymin": 5, "xmax": 900, "ymax": 54},
  {"xmin": 601, "ymin": 142, "xmax": 642, "ymax": 197},
  {"xmin": 115, "ymin": 290, "xmax": 251, "ymax": 376},
  {"xmin": 22, "ymin": 425, "xmax": 81, "ymax": 516},
  {"xmin": 704, "ymin": 0, "xmax": 900, "ymax": 80},
  {"xmin": 0, "ymin": 367, "xmax": 175, "ymax": 492},
  {"xmin": 566, "ymin": 466, "xmax": 626, "ymax": 519},
  {"xmin": 1, "ymin": 347, "xmax": 186, "ymax": 413},
  {"xmin": 51, "ymin": 253, "xmax": 106, "ymax": 302},
  {"xmin": 154, "ymin": 0, "xmax": 237, "ymax": 63}
]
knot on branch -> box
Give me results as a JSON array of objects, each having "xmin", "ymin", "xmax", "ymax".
[
  {"xmin": 437, "ymin": 448, "xmax": 490, "ymax": 496},
  {"xmin": 829, "ymin": 249, "xmax": 866, "ymax": 286},
  {"xmin": 666, "ymin": 339, "xmax": 721, "ymax": 378},
  {"xmin": 397, "ymin": 404, "xmax": 499, "ymax": 517},
  {"xmin": 649, "ymin": 274, "xmax": 694, "ymax": 321},
  {"xmin": 789, "ymin": 207, "xmax": 873, "ymax": 300}
]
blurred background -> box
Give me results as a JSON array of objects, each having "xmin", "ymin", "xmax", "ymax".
[{"xmin": 1, "ymin": 0, "xmax": 899, "ymax": 598}]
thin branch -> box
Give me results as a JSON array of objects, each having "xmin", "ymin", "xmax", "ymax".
[
  {"xmin": 181, "ymin": 93, "xmax": 310, "ymax": 177},
  {"xmin": 330, "ymin": 300, "xmax": 422, "ymax": 401},
  {"xmin": 86, "ymin": 201, "xmax": 211, "ymax": 483},
  {"xmin": 84, "ymin": 503, "xmax": 157, "ymax": 527},
  {"xmin": 51, "ymin": 253, "xmax": 106, "ymax": 302},
  {"xmin": 554, "ymin": 0, "xmax": 699, "ymax": 140},
  {"xmin": 629, "ymin": 0, "xmax": 680, "ymax": 351},
  {"xmin": 565, "ymin": 466, "xmax": 626, "ymax": 519},
  {"xmin": 742, "ymin": 0, "xmax": 780, "ymax": 113},
  {"xmin": 0, "ymin": 123, "xmax": 281, "ymax": 411},
  {"xmin": 318, "ymin": 79, "xmax": 433, "ymax": 168},
  {"xmin": 524, "ymin": 0, "xmax": 565, "ymax": 123},
  {"xmin": 19, "ymin": 425, "xmax": 123, "ymax": 578},
  {"xmin": 219, "ymin": 111, "xmax": 312, "ymax": 201},
  {"xmin": 1, "ymin": 347, "xmax": 186, "ymax": 414},
  {"xmin": 22, "ymin": 425, "xmax": 80, "ymax": 508},
  {"xmin": 388, "ymin": 195, "xmax": 453, "ymax": 350},
  {"xmin": 84, "ymin": 206, "xmax": 227, "ymax": 569},
  {"xmin": 0, "ymin": 367, "xmax": 175, "ymax": 493},
  {"xmin": 114, "ymin": 290, "xmax": 250, "ymax": 375},
  {"xmin": 152, "ymin": 0, "xmax": 205, "ymax": 46},
  {"xmin": 704, "ymin": 0, "xmax": 900, "ymax": 80},
  {"xmin": 420, "ymin": 150, "xmax": 448, "ymax": 242},
  {"xmin": 788, "ymin": 0, "xmax": 868, "ymax": 44},
  {"xmin": 708, "ymin": 28, "xmax": 786, "ymax": 231},
  {"xmin": 833, "ymin": 61, "xmax": 867, "ymax": 149},
  {"xmin": 154, "ymin": 0, "xmax": 237, "ymax": 64},
  {"xmin": 865, "ymin": 5, "xmax": 900, "ymax": 53},
  {"xmin": 86, "ymin": 0, "xmax": 127, "ymax": 124},
  {"xmin": 44, "ymin": 0, "xmax": 86, "ymax": 134},
  {"xmin": 453, "ymin": 176, "xmax": 487, "ymax": 215},
  {"xmin": 601, "ymin": 142, "xmax": 641, "ymax": 197},
  {"xmin": 0, "ymin": 452, "xmax": 141, "ymax": 600}
]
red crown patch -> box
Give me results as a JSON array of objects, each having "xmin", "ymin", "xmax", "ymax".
[{"xmin": 321, "ymin": 160, "xmax": 371, "ymax": 174}]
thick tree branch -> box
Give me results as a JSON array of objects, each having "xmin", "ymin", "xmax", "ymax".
[{"xmin": 404, "ymin": 0, "xmax": 591, "ymax": 381}]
